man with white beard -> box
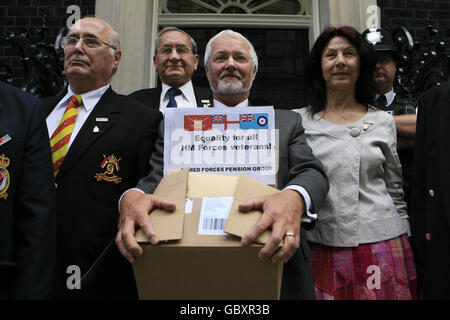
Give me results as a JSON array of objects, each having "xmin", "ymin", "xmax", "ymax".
[{"xmin": 116, "ymin": 30, "xmax": 329, "ymax": 299}]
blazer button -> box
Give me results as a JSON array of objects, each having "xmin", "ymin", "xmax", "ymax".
[
  {"xmin": 54, "ymin": 183, "xmax": 58, "ymax": 189},
  {"xmin": 429, "ymin": 189, "xmax": 435, "ymax": 197},
  {"xmin": 350, "ymin": 128, "xmax": 361, "ymax": 137},
  {"xmin": 426, "ymin": 233, "xmax": 431, "ymax": 241}
]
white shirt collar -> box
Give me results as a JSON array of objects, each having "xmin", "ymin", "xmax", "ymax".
[
  {"xmin": 376, "ymin": 88, "xmax": 396, "ymax": 107},
  {"xmin": 60, "ymin": 84, "xmax": 111, "ymax": 112},
  {"xmin": 213, "ymin": 98, "xmax": 249, "ymax": 108},
  {"xmin": 161, "ymin": 81, "xmax": 195, "ymax": 104}
]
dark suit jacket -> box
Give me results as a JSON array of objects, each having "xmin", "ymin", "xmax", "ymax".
[
  {"xmin": 41, "ymin": 87, "xmax": 163, "ymax": 300},
  {"xmin": 263, "ymin": 108, "xmax": 329, "ymax": 300},
  {"xmin": 411, "ymin": 82, "xmax": 450, "ymax": 299},
  {"xmin": 129, "ymin": 84, "xmax": 212, "ymax": 110},
  {"xmin": 135, "ymin": 101, "xmax": 329, "ymax": 299},
  {"xmin": 0, "ymin": 81, "xmax": 56, "ymax": 299}
]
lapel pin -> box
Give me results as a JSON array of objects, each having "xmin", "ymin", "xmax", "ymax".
[
  {"xmin": 96, "ymin": 118, "xmax": 108, "ymax": 122},
  {"xmin": 0, "ymin": 135, "xmax": 12, "ymax": 146},
  {"xmin": 201, "ymin": 99, "xmax": 211, "ymax": 108},
  {"xmin": 363, "ymin": 120, "xmax": 374, "ymax": 131},
  {"xmin": 93, "ymin": 126, "xmax": 100, "ymax": 133}
]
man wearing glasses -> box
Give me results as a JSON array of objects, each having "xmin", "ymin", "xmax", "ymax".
[
  {"xmin": 41, "ymin": 17, "xmax": 163, "ymax": 299},
  {"xmin": 130, "ymin": 27, "xmax": 211, "ymax": 113},
  {"xmin": 116, "ymin": 30, "xmax": 329, "ymax": 299}
]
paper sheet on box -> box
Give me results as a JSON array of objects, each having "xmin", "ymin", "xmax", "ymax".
[
  {"xmin": 198, "ymin": 197, "xmax": 234, "ymax": 235},
  {"xmin": 185, "ymin": 198, "xmax": 194, "ymax": 214},
  {"xmin": 164, "ymin": 107, "xmax": 277, "ymax": 185}
]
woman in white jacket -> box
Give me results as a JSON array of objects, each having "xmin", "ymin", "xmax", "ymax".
[{"xmin": 293, "ymin": 26, "xmax": 417, "ymax": 300}]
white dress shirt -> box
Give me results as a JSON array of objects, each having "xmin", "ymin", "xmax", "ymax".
[
  {"xmin": 376, "ymin": 89, "xmax": 418, "ymax": 114},
  {"xmin": 46, "ymin": 84, "xmax": 110, "ymax": 146},
  {"xmin": 159, "ymin": 81, "xmax": 197, "ymax": 114},
  {"xmin": 375, "ymin": 88, "xmax": 396, "ymax": 107}
]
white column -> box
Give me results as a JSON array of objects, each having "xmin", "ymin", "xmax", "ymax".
[
  {"xmin": 318, "ymin": 0, "xmax": 378, "ymax": 35},
  {"xmin": 95, "ymin": 0, "xmax": 159, "ymax": 94}
]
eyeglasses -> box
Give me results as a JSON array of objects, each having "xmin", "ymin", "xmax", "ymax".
[
  {"xmin": 210, "ymin": 53, "xmax": 250, "ymax": 64},
  {"xmin": 62, "ymin": 36, "xmax": 117, "ymax": 50},
  {"xmin": 157, "ymin": 46, "xmax": 192, "ymax": 56}
]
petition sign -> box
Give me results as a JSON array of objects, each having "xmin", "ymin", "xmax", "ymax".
[{"xmin": 164, "ymin": 107, "xmax": 278, "ymax": 185}]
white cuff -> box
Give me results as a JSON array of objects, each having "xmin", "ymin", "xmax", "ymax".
[
  {"xmin": 283, "ymin": 185, "xmax": 317, "ymax": 223},
  {"xmin": 118, "ymin": 188, "xmax": 145, "ymax": 212}
]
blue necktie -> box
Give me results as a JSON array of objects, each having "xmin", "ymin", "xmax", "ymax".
[{"xmin": 167, "ymin": 88, "xmax": 182, "ymax": 108}]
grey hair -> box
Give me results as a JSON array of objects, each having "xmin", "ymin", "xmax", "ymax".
[
  {"xmin": 109, "ymin": 29, "xmax": 121, "ymax": 52},
  {"xmin": 204, "ymin": 29, "xmax": 258, "ymax": 73},
  {"xmin": 154, "ymin": 27, "xmax": 198, "ymax": 55},
  {"xmin": 109, "ymin": 29, "xmax": 120, "ymax": 75}
]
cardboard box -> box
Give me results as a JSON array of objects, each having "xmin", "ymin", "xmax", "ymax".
[{"xmin": 132, "ymin": 168, "xmax": 283, "ymax": 300}]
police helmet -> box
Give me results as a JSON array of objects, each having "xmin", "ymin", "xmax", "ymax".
[{"xmin": 363, "ymin": 28, "xmax": 399, "ymax": 61}]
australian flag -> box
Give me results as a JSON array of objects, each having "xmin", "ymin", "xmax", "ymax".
[{"xmin": 239, "ymin": 113, "xmax": 269, "ymax": 130}]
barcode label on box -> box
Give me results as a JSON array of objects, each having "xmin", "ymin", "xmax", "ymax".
[
  {"xmin": 198, "ymin": 197, "xmax": 234, "ymax": 235},
  {"xmin": 202, "ymin": 218, "xmax": 227, "ymax": 231}
]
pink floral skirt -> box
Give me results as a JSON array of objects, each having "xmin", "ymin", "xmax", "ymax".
[{"xmin": 309, "ymin": 235, "xmax": 418, "ymax": 300}]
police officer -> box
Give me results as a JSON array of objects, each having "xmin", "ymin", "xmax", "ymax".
[{"xmin": 363, "ymin": 28, "xmax": 417, "ymax": 207}]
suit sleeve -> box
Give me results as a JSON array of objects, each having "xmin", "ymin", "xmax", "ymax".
[
  {"xmin": 285, "ymin": 113, "xmax": 329, "ymax": 213},
  {"xmin": 11, "ymin": 100, "xmax": 56, "ymax": 300},
  {"xmin": 131, "ymin": 107, "xmax": 163, "ymax": 187},
  {"xmin": 135, "ymin": 120, "xmax": 164, "ymax": 194},
  {"xmin": 382, "ymin": 116, "xmax": 410, "ymax": 232}
]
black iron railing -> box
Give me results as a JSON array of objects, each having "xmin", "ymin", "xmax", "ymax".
[
  {"xmin": 0, "ymin": 17, "xmax": 67, "ymax": 98},
  {"xmin": 1, "ymin": 17, "xmax": 449, "ymax": 100},
  {"xmin": 393, "ymin": 17, "xmax": 450, "ymax": 105}
]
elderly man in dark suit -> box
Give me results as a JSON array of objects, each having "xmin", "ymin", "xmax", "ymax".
[
  {"xmin": 0, "ymin": 81, "xmax": 55, "ymax": 299},
  {"xmin": 130, "ymin": 27, "xmax": 211, "ymax": 112},
  {"xmin": 117, "ymin": 29, "xmax": 329, "ymax": 299},
  {"xmin": 41, "ymin": 17, "xmax": 163, "ymax": 299},
  {"xmin": 411, "ymin": 81, "xmax": 450, "ymax": 299}
]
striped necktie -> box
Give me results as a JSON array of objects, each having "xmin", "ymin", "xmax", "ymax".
[{"xmin": 50, "ymin": 95, "xmax": 82, "ymax": 177}]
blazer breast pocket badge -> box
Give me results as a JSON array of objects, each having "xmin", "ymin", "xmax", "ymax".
[
  {"xmin": 94, "ymin": 154, "xmax": 122, "ymax": 184},
  {"xmin": 0, "ymin": 154, "xmax": 11, "ymax": 200}
]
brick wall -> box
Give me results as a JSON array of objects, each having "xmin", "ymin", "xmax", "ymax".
[
  {"xmin": 379, "ymin": 0, "xmax": 450, "ymax": 43},
  {"xmin": 0, "ymin": 0, "xmax": 95, "ymax": 87},
  {"xmin": 2, "ymin": 1, "xmax": 449, "ymax": 90}
]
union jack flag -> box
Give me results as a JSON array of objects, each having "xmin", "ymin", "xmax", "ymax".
[
  {"xmin": 240, "ymin": 113, "xmax": 269, "ymax": 130},
  {"xmin": 240, "ymin": 114, "xmax": 256, "ymax": 122},
  {"xmin": 212, "ymin": 114, "xmax": 226, "ymax": 123}
]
